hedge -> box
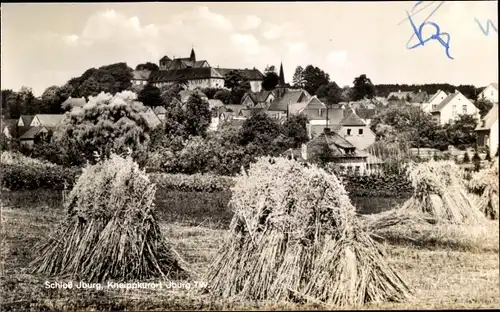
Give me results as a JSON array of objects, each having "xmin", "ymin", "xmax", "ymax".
[
  {"xmin": 339, "ymin": 174, "xmax": 413, "ymax": 198},
  {"xmin": 1, "ymin": 164, "xmax": 81, "ymax": 191},
  {"xmin": 2, "ymin": 162, "xmax": 413, "ymax": 198},
  {"xmin": 150, "ymin": 173, "xmax": 235, "ymax": 193}
]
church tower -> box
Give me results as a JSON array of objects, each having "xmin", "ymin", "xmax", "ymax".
[
  {"xmin": 190, "ymin": 48, "xmax": 196, "ymax": 62},
  {"xmin": 277, "ymin": 61, "xmax": 286, "ymax": 98},
  {"xmin": 278, "ymin": 62, "xmax": 285, "ymax": 87}
]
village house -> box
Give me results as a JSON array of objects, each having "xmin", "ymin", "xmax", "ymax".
[
  {"xmin": 334, "ymin": 109, "xmax": 376, "ymax": 151},
  {"xmin": 430, "ymin": 90, "xmax": 480, "ymax": 125},
  {"xmin": 61, "ymin": 97, "xmax": 86, "ymax": 110},
  {"xmin": 19, "ymin": 127, "xmax": 50, "ymax": 148},
  {"xmin": 421, "ymin": 89, "xmax": 448, "ymax": 113},
  {"xmin": 153, "ymin": 106, "xmax": 167, "ymax": 121},
  {"xmin": 355, "ymin": 108, "xmax": 377, "ymax": 125},
  {"xmin": 300, "ymin": 128, "xmax": 381, "ymax": 175},
  {"xmin": 475, "ymin": 103, "xmax": 498, "ymax": 156},
  {"xmin": 131, "ymin": 69, "xmax": 152, "ymax": 86},
  {"xmin": 478, "ymin": 83, "xmax": 498, "ymax": 103},
  {"xmin": 241, "ymin": 90, "xmax": 276, "ymax": 108},
  {"xmin": 265, "ymin": 89, "xmax": 311, "ymax": 119},
  {"xmin": 215, "ymin": 67, "xmax": 265, "ymax": 93},
  {"xmin": 139, "ymin": 106, "xmax": 162, "ymax": 129}
]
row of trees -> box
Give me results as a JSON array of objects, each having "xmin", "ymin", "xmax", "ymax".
[{"xmin": 370, "ymin": 105, "xmax": 481, "ymax": 151}]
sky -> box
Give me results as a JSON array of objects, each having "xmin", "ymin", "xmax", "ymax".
[{"xmin": 1, "ymin": 1, "xmax": 498, "ymax": 96}]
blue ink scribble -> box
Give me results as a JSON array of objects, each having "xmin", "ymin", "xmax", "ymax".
[
  {"xmin": 406, "ymin": 11, "xmax": 454, "ymax": 60},
  {"xmin": 401, "ymin": 1, "xmax": 453, "ymax": 60},
  {"xmin": 475, "ymin": 18, "xmax": 498, "ymax": 36}
]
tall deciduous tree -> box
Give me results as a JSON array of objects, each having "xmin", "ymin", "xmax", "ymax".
[
  {"xmin": 316, "ymin": 82, "xmax": 342, "ymax": 104},
  {"xmin": 292, "ymin": 66, "xmax": 306, "ymax": 88},
  {"xmin": 352, "ymin": 74, "xmax": 375, "ymax": 100},
  {"xmin": 302, "ymin": 65, "xmax": 330, "ymax": 95},
  {"xmin": 261, "ymin": 72, "xmax": 279, "ymax": 91},
  {"xmin": 54, "ymin": 91, "xmax": 151, "ymax": 166},
  {"xmin": 264, "ymin": 65, "xmax": 276, "ymax": 74},
  {"xmin": 281, "ymin": 114, "xmax": 309, "ymax": 148},
  {"xmin": 138, "ymin": 84, "xmax": 163, "ymax": 107}
]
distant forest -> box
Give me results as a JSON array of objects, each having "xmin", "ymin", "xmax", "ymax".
[{"xmin": 374, "ymin": 84, "xmax": 485, "ymax": 100}]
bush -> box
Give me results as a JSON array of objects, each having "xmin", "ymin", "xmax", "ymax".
[
  {"xmin": 150, "ymin": 173, "xmax": 235, "ymax": 193},
  {"xmin": 463, "ymin": 152, "xmax": 470, "ymax": 163},
  {"xmin": 1, "ymin": 163, "xmax": 80, "ymax": 191},
  {"xmin": 339, "ymin": 173, "xmax": 413, "ymax": 198}
]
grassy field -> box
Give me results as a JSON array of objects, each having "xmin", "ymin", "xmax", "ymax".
[{"xmin": 1, "ymin": 190, "xmax": 499, "ymax": 311}]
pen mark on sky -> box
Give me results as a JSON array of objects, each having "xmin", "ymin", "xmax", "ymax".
[
  {"xmin": 401, "ymin": 1, "xmax": 453, "ymax": 60},
  {"xmin": 475, "ymin": 18, "xmax": 498, "ymax": 36}
]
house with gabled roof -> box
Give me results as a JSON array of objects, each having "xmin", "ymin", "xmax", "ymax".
[
  {"xmin": 430, "ymin": 90, "xmax": 480, "ymax": 125},
  {"xmin": 17, "ymin": 115, "xmax": 34, "ymax": 127},
  {"xmin": 335, "ymin": 108, "xmax": 376, "ymax": 151},
  {"xmin": 30, "ymin": 114, "xmax": 65, "ymax": 128},
  {"xmin": 301, "ymin": 128, "xmax": 380, "ymax": 175},
  {"xmin": 264, "ymin": 88, "xmax": 311, "ymax": 119},
  {"xmin": 140, "ymin": 106, "xmax": 162, "ymax": 129},
  {"xmin": 215, "ymin": 68, "xmax": 264, "ymax": 93},
  {"xmin": 241, "ymin": 90, "xmax": 276, "ymax": 108},
  {"xmin": 131, "ymin": 69, "xmax": 152, "ymax": 86},
  {"xmin": 19, "ymin": 126, "xmax": 50, "ymax": 148},
  {"xmin": 475, "ymin": 103, "xmax": 498, "ymax": 156},
  {"xmin": 478, "ymin": 83, "xmax": 498, "ymax": 103},
  {"xmin": 153, "ymin": 106, "xmax": 167, "ymax": 121},
  {"xmin": 422, "ymin": 89, "xmax": 448, "ymax": 113}
]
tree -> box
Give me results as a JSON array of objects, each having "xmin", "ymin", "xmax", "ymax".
[
  {"xmin": 160, "ymin": 83, "xmax": 184, "ymax": 107},
  {"xmin": 214, "ymin": 89, "xmax": 232, "ymax": 104},
  {"xmin": 443, "ymin": 114, "xmax": 478, "ymax": 150},
  {"xmin": 281, "ymin": 114, "xmax": 309, "ymax": 148},
  {"xmin": 340, "ymin": 86, "xmax": 353, "ymax": 102},
  {"xmin": 224, "ymin": 70, "xmax": 245, "ymax": 90},
  {"xmin": 316, "ymin": 82, "xmax": 342, "ymax": 104},
  {"xmin": 472, "ymin": 150, "xmax": 481, "ymax": 171},
  {"xmin": 261, "ymin": 72, "xmax": 279, "ymax": 91},
  {"xmin": 352, "ymin": 74, "xmax": 375, "ymax": 100},
  {"xmin": 135, "ymin": 62, "xmax": 159, "ymax": 72},
  {"xmin": 302, "ymin": 65, "xmax": 330, "ymax": 95},
  {"xmin": 75, "ymin": 76, "xmax": 101, "ymax": 98},
  {"xmin": 163, "ymin": 93, "xmax": 211, "ymax": 139},
  {"xmin": 201, "ymin": 88, "xmax": 223, "ymax": 99},
  {"xmin": 264, "ymin": 65, "xmax": 276, "ymax": 74},
  {"xmin": 138, "ymin": 84, "xmax": 163, "ymax": 107},
  {"xmin": 183, "ymin": 93, "xmax": 212, "ymax": 138},
  {"xmin": 53, "ymin": 91, "xmax": 151, "ymax": 166},
  {"xmin": 310, "ymin": 141, "xmax": 335, "ymax": 167},
  {"xmin": 238, "ymin": 112, "xmax": 281, "ymax": 151},
  {"xmin": 292, "ymin": 66, "xmax": 306, "ymax": 89},
  {"xmin": 463, "ymin": 151, "xmax": 470, "ymax": 163},
  {"xmin": 231, "ymin": 80, "xmax": 251, "ymax": 104},
  {"xmin": 474, "ymin": 98, "xmax": 494, "ymax": 118}
]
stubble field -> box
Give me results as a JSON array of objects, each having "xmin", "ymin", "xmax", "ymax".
[{"xmin": 1, "ymin": 190, "xmax": 499, "ymax": 311}]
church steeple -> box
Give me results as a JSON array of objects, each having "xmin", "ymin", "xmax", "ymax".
[
  {"xmin": 190, "ymin": 47, "xmax": 196, "ymax": 62},
  {"xmin": 278, "ymin": 61, "xmax": 285, "ymax": 86}
]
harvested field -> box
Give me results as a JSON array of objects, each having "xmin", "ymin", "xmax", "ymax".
[{"xmin": 1, "ymin": 193, "xmax": 499, "ymax": 310}]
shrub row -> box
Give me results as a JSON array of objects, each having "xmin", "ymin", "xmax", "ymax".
[
  {"xmin": 339, "ymin": 173, "xmax": 413, "ymax": 198},
  {"xmin": 150, "ymin": 173, "xmax": 236, "ymax": 193},
  {"xmin": 2, "ymin": 162, "xmax": 413, "ymax": 198},
  {"xmin": 1, "ymin": 164, "xmax": 81, "ymax": 191}
]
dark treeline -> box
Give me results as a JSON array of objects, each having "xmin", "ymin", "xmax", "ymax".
[{"xmin": 374, "ymin": 84, "xmax": 484, "ymax": 100}]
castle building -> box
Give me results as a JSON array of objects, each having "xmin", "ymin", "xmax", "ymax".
[{"xmin": 148, "ymin": 48, "xmax": 264, "ymax": 92}]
